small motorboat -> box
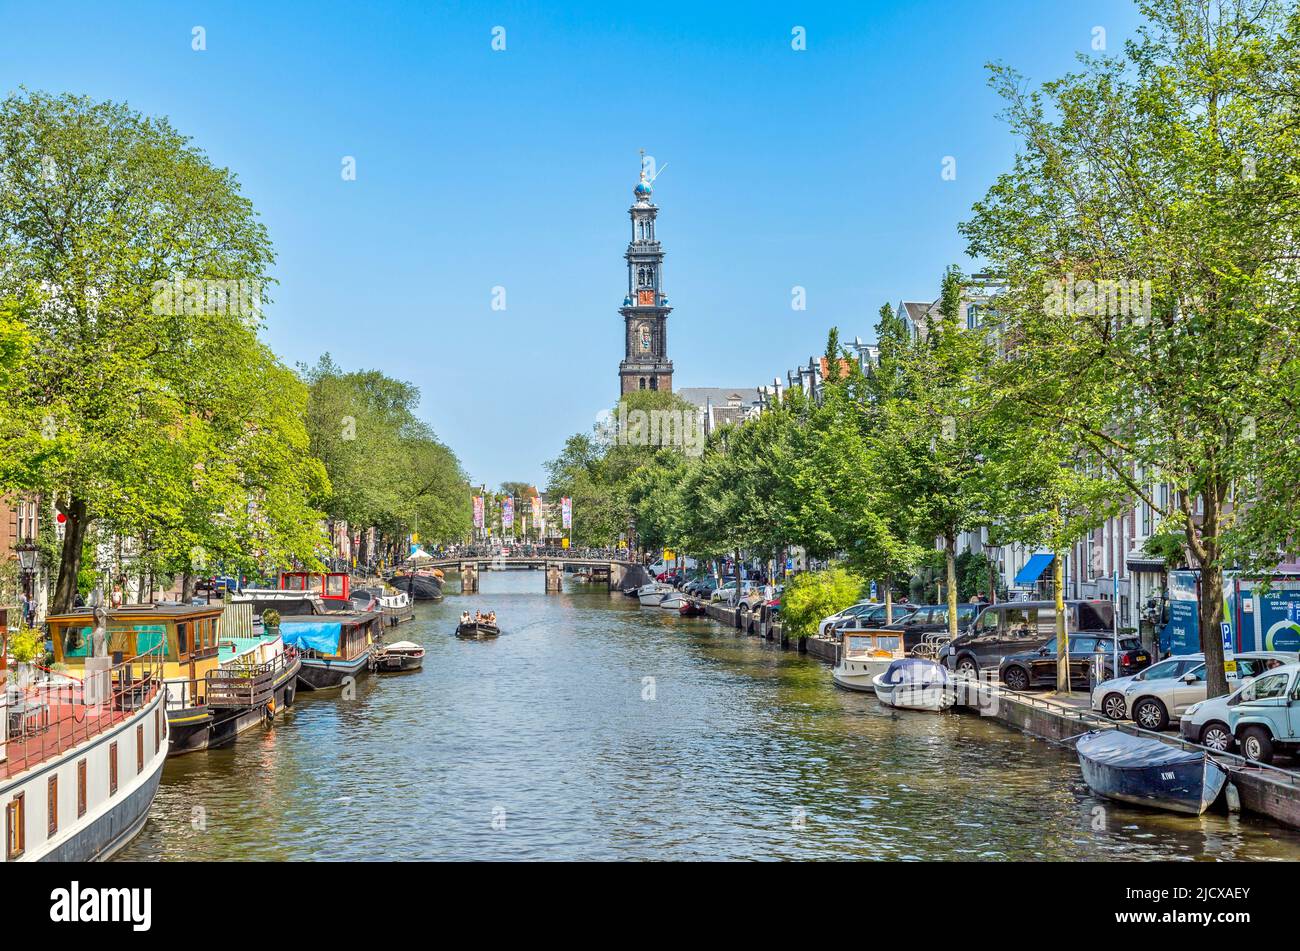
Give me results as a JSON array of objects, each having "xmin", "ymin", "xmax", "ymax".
[
  {"xmin": 638, "ymin": 582, "xmax": 674, "ymax": 607},
  {"xmin": 1074, "ymin": 730, "xmax": 1228, "ymax": 816},
  {"xmin": 678, "ymin": 600, "xmax": 705, "ymax": 617},
  {"xmin": 871, "ymin": 658, "xmax": 957, "ymax": 711},
  {"xmin": 832, "ymin": 629, "xmax": 905, "ymax": 692},
  {"xmin": 373, "ymin": 641, "xmax": 425, "ymax": 672},
  {"xmin": 659, "ymin": 592, "xmax": 688, "ymax": 610},
  {"xmin": 456, "ymin": 620, "xmax": 500, "ymax": 639}
]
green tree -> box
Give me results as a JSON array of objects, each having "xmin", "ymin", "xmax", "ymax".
[
  {"xmin": 961, "ymin": 0, "xmax": 1300, "ymax": 695},
  {"xmin": 0, "ymin": 91, "xmax": 277, "ymax": 611}
]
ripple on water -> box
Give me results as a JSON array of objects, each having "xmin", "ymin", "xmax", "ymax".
[{"xmin": 118, "ymin": 573, "xmax": 1300, "ymax": 861}]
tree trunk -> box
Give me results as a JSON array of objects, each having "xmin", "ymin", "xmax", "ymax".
[
  {"xmin": 52, "ymin": 496, "xmax": 91, "ymax": 614},
  {"xmin": 181, "ymin": 572, "xmax": 196, "ymax": 604},
  {"xmin": 1055, "ymin": 551, "xmax": 1069, "ymax": 692},
  {"xmin": 884, "ymin": 574, "xmax": 893, "ymax": 625},
  {"xmin": 945, "ymin": 534, "xmax": 959, "ymax": 639},
  {"xmin": 1195, "ymin": 488, "xmax": 1229, "ymax": 697}
]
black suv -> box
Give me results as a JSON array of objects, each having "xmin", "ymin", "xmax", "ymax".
[
  {"xmin": 938, "ymin": 600, "xmax": 1117, "ymax": 677},
  {"xmin": 998, "ymin": 634, "xmax": 1150, "ymax": 690}
]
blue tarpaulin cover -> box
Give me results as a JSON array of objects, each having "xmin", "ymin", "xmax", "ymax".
[
  {"xmin": 278, "ymin": 622, "xmax": 341, "ymax": 654},
  {"xmin": 1076, "ymin": 730, "xmax": 1203, "ymax": 769},
  {"xmin": 1014, "ymin": 552, "xmax": 1056, "ymax": 586}
]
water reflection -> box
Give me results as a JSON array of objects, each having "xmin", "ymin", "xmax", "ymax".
[{"xmin": 118, "ymin": 570, "xmax": 1300, "ymax": 860}]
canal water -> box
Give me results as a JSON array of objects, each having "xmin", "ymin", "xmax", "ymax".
[{"xmin": 119, "ymin": 571, "xmax": 1300, "ymax": 861}]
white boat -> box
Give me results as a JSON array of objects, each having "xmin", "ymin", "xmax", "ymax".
[
  {"xmin": 872, "ymin": 658, "xmax": 958, "ymax": 712},
  {"xmin": 638, "ymin": 583, "xmax": 674, "ymax": 607},
  {"xmin": 832, "ymin": 629, "xmax": 906, "ymax": 692},
  {"xmin": 659, "ymin": 592, "xmax": 688, "ymax": 610},
  {"xmin": 0, "ymin": 647, "xmax": 168, "ymax": 861}
]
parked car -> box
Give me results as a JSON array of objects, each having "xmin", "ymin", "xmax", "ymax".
[
  {"xmin": 712, "ymin": 580, "xmax": 756, "ymax": 604},
  {"xmin": 1123, "ymin": 651, "xmax": 1298, "ymax": 731},
  {"xmin": 1225, "ymin": 662, "xmax": 1300, "ymax": 763},
  {"xmin": 1178, "ymin": 658, "xmax": 1296, "ymax": 751},
  {"xmin": 998, "ymin": 634, "xmax": 1148, "ymax": 691},
  {"xmin": 817, "ymin": 602, "xmax": 915, "ymax": 638},
  {"xmin": 881, "ymin": 603, "xmax": 981, "ymax": 654},
  {"xmin": 939, "ymin": 600, "xmax": 1116, "ymax": 678},
  {"xmin": 1092, "ymin": 654, "xmax": 1206, "ymax": 720}
]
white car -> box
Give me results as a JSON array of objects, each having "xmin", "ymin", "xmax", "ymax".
[
  {"xmin": 1091, "ymin": 654, "xmax": 1206, "ymax": 720},
  {"xmin": 1122, "ymin": 651, "xmax": 1298, "ymax": 731}
]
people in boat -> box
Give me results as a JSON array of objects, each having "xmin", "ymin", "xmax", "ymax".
[
  {"xmin": 460, "ymin": 610, "xmax": 470, "ymax": 626},
  {"xmin": 486, "ymin": 611, "xmax": 496, "ymax": 624}
]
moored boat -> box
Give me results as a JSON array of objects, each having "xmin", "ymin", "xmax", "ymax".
[
  {"xmin": 455, "ymin": 621, "xmax": 500, "ymax": 639},
  {"xmin": 832, "ymin": 629, "xmax": 906, "ymax": 692},
  {"xmin": 387, "ymin": 570, "xmax": 444, "ymax": 601},
  {"xmin": 1075, "ymin": 729, "xmax": 1228, "ymax": 816},
  {"xmin": 637, "ymin": 582, "xmax": 674, "ymax": 607},
  {"xmin": 872, "ymin": 658, "xmax": 957, "ymax": 711},
  {"xmin": 0, "ymin": 644, "xmax": 168, "ymax": 861},
  {"xmin": 372, "ymin": 641, "xmax": 425, "ymax": 672},
  {"xmin": 279, "ymin": 612, "xmax": 384, "ymax": 690},
  {"xmin": 678, "ymin": 600, "xmax": 706, "ymax": 617},
  {"xmin": 659, "ymin": 592, "xmax": 688, "ymax": 610},
  {"xmin": 48, "ymin": 603, "xmax": 235, "ymax": 755}
]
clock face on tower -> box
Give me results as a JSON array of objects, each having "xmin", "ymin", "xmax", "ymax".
[{"xmin": 637, "ymin": 288, "xmax": 655, "ymax": 306}]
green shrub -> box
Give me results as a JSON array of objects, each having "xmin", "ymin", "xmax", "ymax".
[
  {"xmin": 261, "ymin": 609, "xmax": 281, "ymax": 629},
  {"xmin": 781, "ymin": 566, "xmax": 864, "ymax": 641},
  {"xmin": 7, "ymin": 627, "xmax": 44, "ymax": 664}
]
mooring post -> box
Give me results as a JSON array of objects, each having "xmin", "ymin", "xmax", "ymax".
[{"xmin": 461, "ymin": 561, "xmax": 479, "ymax": 594}]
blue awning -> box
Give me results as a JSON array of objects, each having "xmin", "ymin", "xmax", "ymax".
[{"xmin": 1015, "ymin": 553, "xmax": 1056, "ymax": 586}]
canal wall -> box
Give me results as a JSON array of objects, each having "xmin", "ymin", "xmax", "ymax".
[{"xmin": 690, "ymin": 598, "xmax": 1300, "ymax": 833}]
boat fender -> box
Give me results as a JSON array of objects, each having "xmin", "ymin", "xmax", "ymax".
[{"xmin": 1225, "ymin": 781, "xmax": 1241, "ymax": 813}]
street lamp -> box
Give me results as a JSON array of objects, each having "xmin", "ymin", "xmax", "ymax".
[{"xmin": 16, "ymin": 541, "xmax": 37, "ymax": 606}]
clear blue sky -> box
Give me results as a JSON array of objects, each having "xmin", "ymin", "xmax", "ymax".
[{"xmin": 1, "ymin": 0, "xmax": 1144, "ymax": 488}]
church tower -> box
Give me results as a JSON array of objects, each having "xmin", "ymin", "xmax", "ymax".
[{"xmin": 619, "ymin": 155, "xmax": 673, "ymax": 395}]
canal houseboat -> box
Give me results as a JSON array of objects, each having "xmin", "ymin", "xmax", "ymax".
[
  {"xmin": 279, "ymin": 612, "xmax": 383, "ymax": 690},
  {"xmin": 48, "ymin": 604, "xmax": 299, "ymax": 754},
  {"xmin": 1, "ymin": 639, "xmax": 168, "ymax": 861}
]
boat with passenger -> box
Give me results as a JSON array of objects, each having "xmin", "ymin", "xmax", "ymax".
[{"xmin": 456, "ymin": 610, "xmax": 500, "ymax": 639}]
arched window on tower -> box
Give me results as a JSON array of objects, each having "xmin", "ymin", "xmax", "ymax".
[
  {"xmin": 649, "ymin": 377, "xmax": 658, "ymax": 391},
  {"xmin": 639, "ymin": 378, "xmax": 646, "ymax": 390}
]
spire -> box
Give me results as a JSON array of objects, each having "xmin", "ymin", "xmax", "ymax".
[{"xmin": 634, "ymin": 148, "xmax": 653, "ymax": 202}]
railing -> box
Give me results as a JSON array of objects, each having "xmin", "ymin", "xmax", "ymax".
[
  {"xmin": 975, "ymin": 676, "xmax": 1300, "ymax": 788},
  {"xmin": 204, "ymin": 652, "xmax": 295, "ymax": 710},
  {"xmin": 0, "ymin": 646, "xmax": 165, "ymax": 780}
]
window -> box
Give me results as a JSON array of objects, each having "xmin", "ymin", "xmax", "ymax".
[
  {"xmin": 109, "ymin": 742, "xmax": 119, "ymax": 796},
  {"xmin": 1239, "ymin": 672, "xmax": 1289, "ymax": 702},
  {"xmin": 137, "ymin": 725, "xmax": 145, "ymax": 772},
  {"xmin": 47, "ymin": 776, "xmax": 58, "ymax": 836},
  {"xmin": 177, "ymin": 623, "xmax": 188, "ymax": 656},
  {"xmin": 6, "ymin": 794, "xmax": 24, "ymax": 859},
  {"xmin": 1036, "ymin": 609, "xmax": 1058, "ymax": 636},
  {"xmin": 77, "ymin": 760, "xmax": 87, "ymax": 818},
  {"xmin": 1071, "ymin": 637, "xmax": 1099, "ymax": 653}
]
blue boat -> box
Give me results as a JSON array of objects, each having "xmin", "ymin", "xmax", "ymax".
[{"xmin": 1075, "ymin": 730, "xmax": 1228, "ymax": 815}]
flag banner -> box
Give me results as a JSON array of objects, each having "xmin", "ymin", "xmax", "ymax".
[
  {"xmin": 502, "ymin": 497, "xmax": 514, "ymax": 529},
  {"xmin": 532, "ymin": 497, "xmax": 541, "ymax": 524},
  {"xmin": 473, "ymin": 495, "xmax": 484, "ymax": 529},
  {"xmin": 561, "ymin": 497, "xmax": 572, "ymax": 529}
]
